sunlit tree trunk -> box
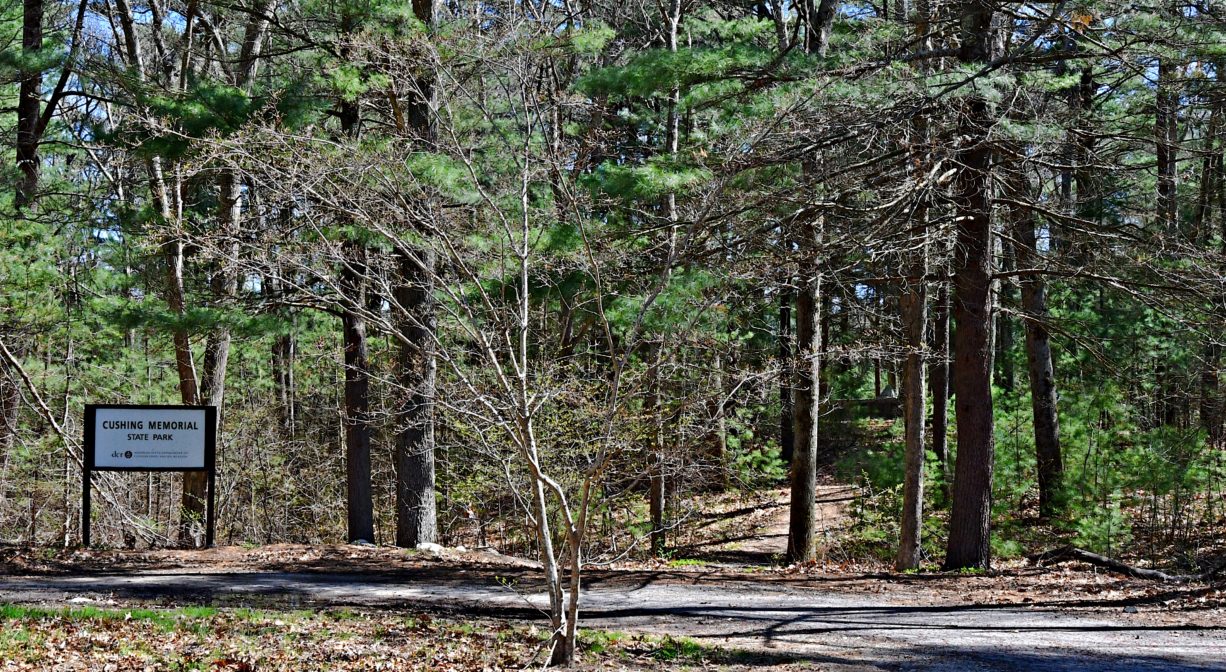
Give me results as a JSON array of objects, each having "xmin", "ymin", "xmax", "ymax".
[
  {"xmin": 896, "ymin": 0, "xmax": 930, "ymax": 570},
  {"xmin": 394, "ymin": 0, "xmax": 440, "ymax": 549},
  {"xmin": 395, "ymin": 248, "xmax": 438, "ymax": 547},
  {"xmin": 1008, "ymin": 181, "xmax": 1064, "ymax": 517},
  {"xmin": 785, "ymin": 0, "xmax": 837, "ymax": 567},
  {"xmin": 648, "ymin": 345, "xmax": 666, "ymax": 557},
  {"xmin": 944, "ymin": 0, "xmax": 997, "ymax": 571}
]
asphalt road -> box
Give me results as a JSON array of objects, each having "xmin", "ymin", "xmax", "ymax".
[{"xmin": 1, "ymin": 569, "xmax": 1222, "ymax": 670}]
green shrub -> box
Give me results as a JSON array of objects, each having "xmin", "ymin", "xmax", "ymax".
[{"xmin": 1071, "ymin": 492, "xmax": 1132, "ymax": 555}]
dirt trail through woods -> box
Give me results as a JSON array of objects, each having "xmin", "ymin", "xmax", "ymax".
[
  {"xmin": 2, "ymin": 562, "xmax": 1222, "ymax": 671},
  {"xmin": 670, "ymin": 483, "xmax": 855, "ymax": 565}
]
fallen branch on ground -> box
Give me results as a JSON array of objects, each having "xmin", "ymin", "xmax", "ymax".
[{"xmin": 1032, "ymin": 546, "xmax": 1226, "ymax": 583}]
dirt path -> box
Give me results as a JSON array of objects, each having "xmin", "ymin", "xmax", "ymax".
[
  {"xmin": 2, "ymin": 566, "xmax": 1221, "ymax": 670},
  {"xmin": 670, "ymin": 484, "xmax": 855, "ymax": 564}
]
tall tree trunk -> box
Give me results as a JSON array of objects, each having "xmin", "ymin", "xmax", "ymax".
[
  {"xmin": 272, "ymin": 328, "xmax": 296, "ymax": 432},
  {"xmin": 787, "ymin": 238, "xmax": 820, "ymax": 564},
  {"xmin": 178, "ymin": 6, "xmax": 272, "ymax": 546},
  {"xmin": 896, "ymin": 256, "xmax": 927, "ymax": 569},
  {"xmin": 648, "ymin": 345, "xmax": 666, "ymax": 557},
  {"xmin": 270, "ymin": 261, "xmax": 298, "ymax": 433},
  {"xmin": 1074, "ymin": 63, "xmax": 1099, "ymax": 225},
  {"xmin": 779, "ymin": 283, "xmax": 795, "ymax": 465},
  {"xmin": 14, "ymin": 0, "xmax": 43, "ymax": 210},
  {"xmin": 120, "ymin": 0, "xmax": 203, "ymax": 544},
  {"xmin": 897, "ymin": 6, "xmax": 931, "ymax": 562},
  {"xmin": 1201, "ymin": 340, "xmax": 1221, "ymax": 444},
  {"xmin": 896, "ymin": 0, "xmax": 930, "ymax": 570},
  {"xmin": 994, "ymin": 242, "xmax": 1015, "ymax": 391},
  {"xmin": 179, "ymin": 170, "xmax": 240, "ymax": 546},
  {"xmin": 785, "ymin": 0, "xmax": 835, "ymax": 567},
  {"xmin": 1198, "ymin": 69, "xmax": 1224, "ymax": 445},
  {"xmin": 1156, "ymin": 58, "xmax": 1178, "ymax": 230},
  {"xmin": 930, "ymin": 266, "xmax": 950, "ymax": 469},
  {"xmin": 340, "ymin": 240, "xmax": 374, "ymax": 543},
  {"xmin": 645, "ymin": 0, "xmax": 684, "ymax": 563},
  {"xmin": 943, "ymin": 0, "xmax": 997, "ymax": 571},
  {"xmin": 13, "ymin": 0, "xmax": 89, "ymax": 210},
  {"xmin": 166, "ymin": 230, "xmax": 201, "ymax": 547},
  {"xmin": 1207, "ymin": 207, "xmax": 1226, "ymax": 447},
  {"xmin": 336, "ymin": 9, "xmax": 375, "ymax": 544},
  {"xmin": 1011, "ymin": 199, "xmax": 1063, "ymax": 517},
  {"xmin": 393, "ymin": 0, "xmax": 440, "ymax": 548},
  {"xmin": 712, "ymin": 351, "xmax": 729, "ymax": 489},
  {"xmin": 395, "ymin": 248, "xmax": 437, "ymax": 547},
  {"xmin": 166, "ymin": 235, "xmax": 199, "ymax": 410}
]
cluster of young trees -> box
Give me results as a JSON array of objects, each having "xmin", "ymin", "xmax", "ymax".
[{"xmin": 3, "ymin": 0, "xmax": 1225, "ymax": 663}]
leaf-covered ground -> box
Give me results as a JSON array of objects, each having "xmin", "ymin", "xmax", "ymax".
[{"xmin": 0, "ymin": 603, "xmax": 765, "ymax": 671}]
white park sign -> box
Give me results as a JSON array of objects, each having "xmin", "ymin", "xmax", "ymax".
[
  {"xmin": 92, "ymin": 406, "xmax": 210, "ymax": 469},
  {"xmin": 83, "ymin": 404, "xmax": 218, "ymax": 547}
]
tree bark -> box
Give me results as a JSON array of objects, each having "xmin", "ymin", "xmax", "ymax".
[
  {"xmin": 13, "ymin": 0, "xmax": 90, "ymax": 211},
  {"xmin": 994, "ymin": 242, "xmax": 1015, "ymax": 391},
  {"xmin": 14, "ymin": 0, "xmax": 43, "ymax": 210},
  {"xmin": 712, "ymin": 351, "xmax": 729, "ymax": 489},
  {"xmin": 395, "ymin": 247, "xmax": 438, "ymax": 548},
  {"xmin": 118, "ymin": 0, "xmax": 204, "ymax": 544},
  {"xmin": 779, "ymin": 283, "xmax": 795, "ymax": 465},
  {"xmin": 335, "ymin": 8, "xmax": 375, "ymax": 544},
  {"xmin": 270, "ymin": 259, "xmax": 297, "ymax": 433},
  {"xmin": 930, "ymin": 272, "xmax": 950, "ymax": 469},
  {"xmin": 272, "ymin": 328, "xmax": 296, "ymax": 432},
  {"xmin": 340, "ymin": 240, "xmax": 375, "ymax": 544},
  {"xmin": 166, "ymin": 234, "xmax": 199, "ymax": 410},
  {"xmin": 799, "ymin": 0, "xmax": 838, "ymax": 57},
  {"xmin": 393, "ymin": 0, "xmax": 439, "ymax": 548},
  {"xmin": 896, "ymin": 0, "xmax": 930, "ymax": 570},
  {"xmin": 648, "ymin": 345, "xmax": 666, "ymax": 557},
  {"xmin": 179, "ymin": 170, "xmax": 241, "ymax": 546},
  {"xmin": 1156, "ymin": 58, "xmax": 1178, "ymax": 230},
  {"xmin": 1012, "ymin": 204, "xmax": 1064, "ymax": 517},
  {"xmin": 787, "ymin": 259, "xmax": 820, "ymax": 564},
  {"xmin": 1198, "ymin": 71, "xmax": 1224, "ymax": 445},
  {"xmin": 896, "ymin": 258, "xmax": 927, "ymax": 570},
  {"xmin": 645, "ymin": 0, "xmax": 684, "ymax": 565},
  {"xmin": 784, "ymin": 0, "xmax": 834, "ymax": 566},
  {"xmin": 943, "ymin": 0, "xmax": 997, "ymax": 571}
]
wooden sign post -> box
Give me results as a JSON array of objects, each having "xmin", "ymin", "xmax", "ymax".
[{"xmin": 82, "ymin": 404, "xmax": 218, "ymax": 547}]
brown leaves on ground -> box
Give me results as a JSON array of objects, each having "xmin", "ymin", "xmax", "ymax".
[
  {"xmin": 0, "ymin": 604, "xmax": 685, "ymax": 671},
  {"xmin": 0, "ymin": 542, "xmax": 535, "ymax": 577}
]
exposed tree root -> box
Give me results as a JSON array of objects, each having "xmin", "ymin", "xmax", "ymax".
[{"xmin": 1032, "ymin": 546, "xmax": 1226, "ymax": 583}]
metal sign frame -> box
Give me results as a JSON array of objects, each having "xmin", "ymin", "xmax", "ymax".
[{"xmin": 82, "ymin": 404, "xmax": 218, "ymax": 547}]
